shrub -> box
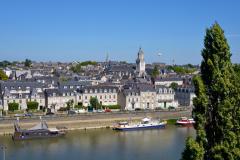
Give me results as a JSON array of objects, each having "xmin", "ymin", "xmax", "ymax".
[
  {"xmin": 8, "ymin": 102, "xmax": 19, "ymax": 111},
  {"xmin": 58, "ymin": 107, "xmax": 68, "ymax": 111},
  {"xmin": 102, "ymin": 104, "xmax": 121, "ymax": 109},
  {"xmin": 27, "ymin": 101, "xmax": 39, "ymax": 110}
]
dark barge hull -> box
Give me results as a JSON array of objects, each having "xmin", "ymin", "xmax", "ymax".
[{"xmin": 12, "ymin": 129, "xmax": 66, "ymax": 140}]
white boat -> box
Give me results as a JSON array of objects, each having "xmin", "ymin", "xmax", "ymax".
[{"xmin": 113, "ymin": 117, "xmax": 167, "ymax": 131}]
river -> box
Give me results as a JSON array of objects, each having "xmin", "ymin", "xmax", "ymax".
[{"xmin": 0, "ymin": 126, "xmax": 195, "ymax": 160}]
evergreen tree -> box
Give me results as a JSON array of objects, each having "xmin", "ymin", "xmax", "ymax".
[
  {"xmin": 151, "ymin": 65, "xmax": 160, "ymax": 78},
  {"xmin": 181, "ymin": 23, "xmax": 240, "ymax": 160}
]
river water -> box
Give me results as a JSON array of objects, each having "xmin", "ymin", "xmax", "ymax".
[{"xmin": 0, "ymin": 126, "xmax": 195, "ymax": 160}]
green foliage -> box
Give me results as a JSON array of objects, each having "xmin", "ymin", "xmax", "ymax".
[
  {"xmin": 102, "ymin": 104, "xmax": 121, "ymax": 109},
  {"xmin": 74, "ymin": 102, "xmax": 83, "ymax": 109},
  {"xmin": 24, "ymin": 59, "xmax": 32, "ymax": 67},
  {"xmin": 181, "ymin": 137, "xmax": 204, "ymax": 160},
  {"xmin": 70, "ymin": 61, "xmax": 97, "ymax": 73},
  {"xmin": 167, "ymin": 65, "xmax": 197, "ymax": 74},
  {"xmin": 90, "ymin": 97, "xmax": 100, "ymax": 109},
  {"xmin": 27, "ymin": 101, "xmax": 39, "ymax": 110},
  {"xmin": 0, "ymin": 69, "xmax": 8, "ymax": 80},
  {"xmin": 181, "ymin": 22, "xmax": 240, "ymax": 160},
  {"xmin": 8, "ymin": 102, "xmax": 19, "ymax": 111},
  {"xmin": 0, "ymin": 60, "xmax": 12, "ymax": 67},
  {"xmin": 151, "ymin": 65, "xmax": 160, "ymax": 78},
  {"xmin": 66, "ymin": 99, "xmax": 74, "ymax": 110},
  {"xmin": 170, "ymin": 82, "xmax": 178, "ymax": 90}
]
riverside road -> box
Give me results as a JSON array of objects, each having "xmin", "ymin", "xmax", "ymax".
[{"xmin": 0, "ymin": 110, "xmax": 192, "ymax": 135}]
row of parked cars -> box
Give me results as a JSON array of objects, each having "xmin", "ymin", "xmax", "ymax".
[{"xmin": 68, "ymin": 109, "xmax": 112, "ymax": 114}]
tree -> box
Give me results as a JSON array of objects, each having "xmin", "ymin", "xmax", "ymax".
[
  {"xmin": 66, "ymin": 99, "xmax": 74, "ymax": 110},
  {"xmin": 8, "ymin": 102, "xmax": 19, "ymax": 111},
  {"xmin": 27, "ymin": 101, "xmax": 39, "ymax": 110},
  {"xmin": 90, "ymin": 97, "xmax": 100, "ymax": 109},
  {"xmin": 24, "ymin": 59, "xmax": 32, "ymax": 67},
  {"xmin": 181, "ymin": 23, "xmax": 240, "ymax": 160},
  {"xmin": 151, "ymin": 65, "xmax": 160, "ymax": 78},
  {"xmin": 0, "ymin": 69, "xmax": 8, "ymax": 80},
  {"xmin": 170, "ymin": 82, "xmax": 178, "ymax": 90}
]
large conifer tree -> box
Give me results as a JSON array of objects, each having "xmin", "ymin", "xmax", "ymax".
[{"xmin": 181, "ymin": 23, "xmax": 240, "ymax": 160}]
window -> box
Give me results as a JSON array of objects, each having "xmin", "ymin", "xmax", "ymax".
[
  {"xmin": 109, "ymin": 95, "xmax": 111, "ymax": 99},
  {"xmin": 113, "ymin": 95, "xmax": 116, "ymax": 99},
  {"xmin": 100, "ymin": 95, "xmax": 102, "ymax": 99},
  {"xmin": 95, "ymin": 89, "xmax": 97, "ymax": 93},
  {"xmin": 70, "ymin": 86, "xmax": 73, "ymax": 89},
  {"xmin": 79, "ymin": 96, "xmax": 81, "ymax": 100},
  {"xmin": 85, "ymin": 96, "xmax": 87, "ymax": 100}
]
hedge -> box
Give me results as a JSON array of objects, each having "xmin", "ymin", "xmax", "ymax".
[
  {"xmin": 102, "ymin": 104, "xmax": 121, "ymax": 109},
  {"xmin": 8, "ymin": 102, "xmax": 19, "ymax": 111},
  {"xmin": 27, "ymin": 101, "xmax": 39, "ymax": 110}
]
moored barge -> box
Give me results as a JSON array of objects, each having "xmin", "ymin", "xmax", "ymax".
[{"xmin": 12, "ymin": 117, "xmax": 66, "ymax": 140}]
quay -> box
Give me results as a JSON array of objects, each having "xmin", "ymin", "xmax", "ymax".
[{"xmin": 0, "ymin": 110, "xmax": 191, "ymax": 135}]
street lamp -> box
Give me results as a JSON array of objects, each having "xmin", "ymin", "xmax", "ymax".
[{"xmin": 1, "ymin": 145, "xmax": 7, "ymax": 160}]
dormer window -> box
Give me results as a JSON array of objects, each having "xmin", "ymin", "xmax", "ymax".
[
  {"xmin": 70, "ymin": 86, "xmax": 73, "ymax": 89},
  {"xmin": 85, "ymin": 89, "xmax": 88, "ymax": 93},
  {"xmin": 104, "ymin": 89, "xmax": 107, "ymax": 93},
  {"xmin": 90, "ymin": 89, "xmax": 93, "ymax": 93},
  {"xmin": 64, "ymin": 86, "xmax": 68, "ymax": 89},
  {"xmin": 95, "ymin": 89, "xmax": 97, "ymax": 93},
  {"xmin": 18, "ymin": 86, "xmax": 21, "ymax": 89}
]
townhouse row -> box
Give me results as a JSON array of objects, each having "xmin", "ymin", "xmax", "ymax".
[{"xmin": 0, "ymin": 81, "xmax": 194, "ymax": 111}]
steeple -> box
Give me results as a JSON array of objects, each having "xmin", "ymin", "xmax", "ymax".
[{"xmin": 136, "ymin": 47, "xmax": 146, "ymax": 78}]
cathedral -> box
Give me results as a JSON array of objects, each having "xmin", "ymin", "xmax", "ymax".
[{"xmin": 136, "ymin": 47, "xmax": 146, "ymax": 77}]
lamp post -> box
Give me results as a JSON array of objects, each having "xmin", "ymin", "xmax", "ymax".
[{"xmin": 1, "ymin": 145, "xmax": 7, "ymax": 160}]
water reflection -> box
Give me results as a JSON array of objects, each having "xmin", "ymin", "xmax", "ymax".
[{"xmin": 0, "ymin": 126, "xmax": 195, "ymax": 160}]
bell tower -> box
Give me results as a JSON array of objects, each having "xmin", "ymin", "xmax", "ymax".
[{"xmin": 136, "ymin": 47, "xmax": 146, "ymax": 77}]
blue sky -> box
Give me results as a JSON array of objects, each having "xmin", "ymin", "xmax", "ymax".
[{"xmin": 0, "ymin": 0, "xmax": 239, "ymax": 64}]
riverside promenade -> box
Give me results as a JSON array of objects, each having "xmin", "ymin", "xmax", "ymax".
[{"xmin": 0, "ymin": 110, "xmax": 191, "ymax": 135}]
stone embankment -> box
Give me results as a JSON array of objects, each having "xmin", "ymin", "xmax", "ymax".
[{"xmin": 0, "ymin": 110, "xmax": 191, "ymax": 135}]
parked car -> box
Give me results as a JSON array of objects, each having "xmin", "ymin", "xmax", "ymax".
[
  {"xmin": 134, "ymin": 108, "xmax": 142, "ymax": 111},
  {"xmin": 75, "ymin": 109, "xmax": 86, "ymax": 113},
  {"xmin": 104, "ymin": 109, "xmax": 111, "ymax": 113},
  {"xmin": 68, "ymin": 110, "xmax": 76, "ymax": 115},
  {"xmin": 24, "ymin": 113, "xmax": 33, "ymax": 117},
  {"xmin": 46, "ymin": 112, "xmax": 54, "ymax": 116},
  {"xmin": 96, "ymin": 109, "xmax": 104, "ymax": 113},
  {"xmin": 14, "ymin": 113, "xmax": 25, "ymax": 117}
]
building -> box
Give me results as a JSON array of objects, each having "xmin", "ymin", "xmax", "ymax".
[
  {"xmin": 136, "ymin": 48, "xmax": 146, "ymax": 77},
  {"xmin": 155, "ymin": 85, "xmax": 178, "ymax": 109},
  {"xmin": 44, "ymin": 88, "xmax": 76, "ymax": 111},
  {"xmin": 79, "ymin": 86, "xmax": 118, "ymax": 107},
  {"xmin": 118, "ymin": 83, "xmax": 156, "ymax": 110},
  {"xmin": 0, "ymin": 81, "xmax": 45, "ymax": 111},
  {"xmin": 175, "ymin": 86, "xmax": 195, "ymax": 107},
  {"xmin": 154, "ymin": 77, "xmax": 183, "ymax": 87}
]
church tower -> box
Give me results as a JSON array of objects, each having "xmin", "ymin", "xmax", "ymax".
[{"xmin": 136, "ymin": 47, "xmax": 146, "ymax": 77}]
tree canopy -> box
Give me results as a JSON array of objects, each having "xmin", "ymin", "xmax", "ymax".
[
  {"xmin": 151, "ymin": 65, "xmax": 160, "ymax": 78},
  {"xmin": 181, "ymin": 23, "xmax": 240, "ymax": 160},
  {"xmin": 0, "ymin": 69, "xmax": 8, "ymax": 80},
  {"xmin": 90, "ymin": 97, "xmax": 100, "ymax": 109},
  {"xmin": 24, "ymin": 59, "xmax": 32, "ymax": 67}
]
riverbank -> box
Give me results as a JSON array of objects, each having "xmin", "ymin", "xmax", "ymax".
[{"xmin": 0, "ymin": 110, "xmax": 191, "ymax": 135}]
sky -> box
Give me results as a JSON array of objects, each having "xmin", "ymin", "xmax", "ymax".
[{"xmin": 0, "ymin": 0, "xmax": 239, "ymax": 65}]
